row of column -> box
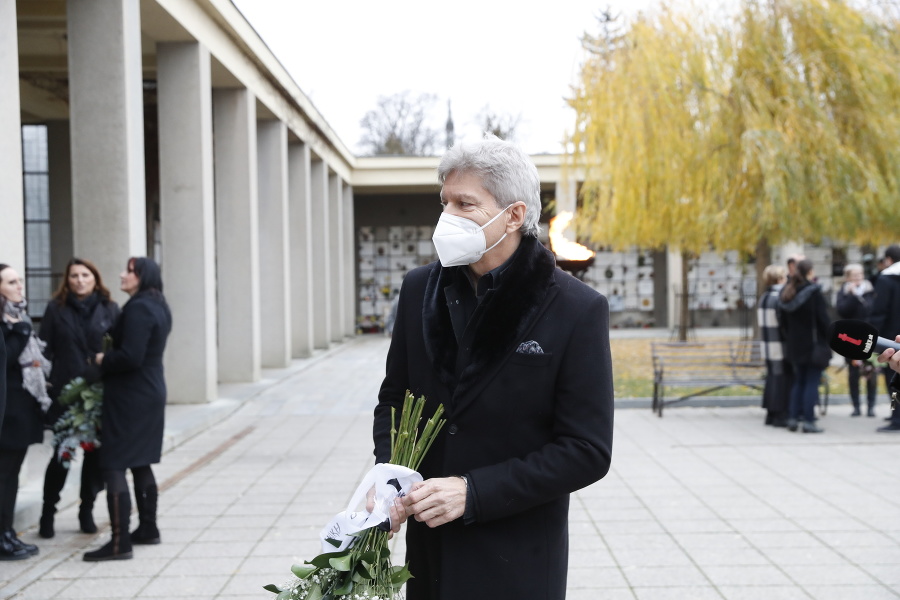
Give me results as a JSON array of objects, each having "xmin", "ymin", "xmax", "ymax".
[{"xmin": 2, "ymin": 1, "xmax": 356, "ymax": 404}]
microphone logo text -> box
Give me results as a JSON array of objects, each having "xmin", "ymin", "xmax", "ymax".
[{"xmin": 864, "ymin": 334, "xmax": 874, "ymax": 354}]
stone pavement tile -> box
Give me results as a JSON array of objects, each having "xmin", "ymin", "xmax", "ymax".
[
  {"xmin": 50, "ymin": 576, "xmax": 152, "ymax": 598},
  {"xmin": 700, "ymin": 564, "xmax": 793, "ymax": 586},
  {"xmin": 741, "ymin": 530, "xmax": 831, "ymax": 548},
  {"xmin": 567, "ymin": 589, "xmax": 635, "ymax": 600},
  {"xmin": 158, "ymin": 556, "xmax": 244, "ymax": 576},
  {"xmin": 717, "ymin": 585, "xmax": 812, "ymax": 599},
  {"xmin": 567, "ymin": 566, "xmax": 629, "ymax": 588},
  {"xmin": 177, "ymin": 541, "xmax": 251, "ymax": 559},
  {"xmin": 632, "ymin": 587, "xmax": 726, "ymax": 600},
  {"xmin": 611, "ymin": 546, "xmax": 694, "ymax": 567},
  {"xmin": 802, "ymin": 584, "xmax": 900, "ymax": 600},
  {"xmin": 816, "ymin": 529, "xmax": 900, "ymax": 548},
  {"xmin": 763, "ymin": 545, "xmax": 850, "ymax": 566},
  {"xmin": 659, "ymin": 518, "xmax": 734, "ymax": 534},
  {"xmin": 671, "ymin": 532, "xmax": 755, "ymax": 551},
  {"xmin": 780, "ymin": 563, "xmax": 878, "ymax": 585},
  {"xmin": 216, "ymin": 572, "xmax": 280, "ymax": 597},
  {"xmin": 620, "ymin": 564, "xmax": 709, "ymax": 587},
  {"xmin": 194, "ymin": 526, "xmax": 266, "ymax": 543},
  {"xmin": 684, "ymin": 546, "xmax": 771, "ymax": 566},
  {"xmin": 866, "ymin": 564, "xmax": 900, "ymax": 585},
  {"xmin": 136, "ymin": 575, "xmax": 227, "ymax": 597},
  {"xmin": 568, "ymin": 548, "xmax": 618, "ymax": 568}
]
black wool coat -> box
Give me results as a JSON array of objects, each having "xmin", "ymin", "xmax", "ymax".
[
  {"xmin": 0, "ymin": 329, "xmax": 6, "ymax": 432},
  {"xmin": 777, "ymin": 283, "xmax": 830, "ymax": 367},
  {"xmin": 374, "ymin": 236, "xmax": 615, "ymax": 600},
  {"xmin": 1, "ymin": 320, "xmax": 45, "ymax": 450},
  {"xmin": 39, "ymin": 295, "xmax": 120, "ymax": 424},
  {"xmin": 99, "ymin": 292, "xmax": 172, "ymax": 470}
]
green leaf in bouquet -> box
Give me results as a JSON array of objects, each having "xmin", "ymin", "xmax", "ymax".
[
  {"xmin": 290, "ymin": 563, "xmax": 318, "ymax": 580},
  {"xmin": 275, "ymin": 591, "xmax": 292, "ymax": 600},
  {"xmin": 307, "ymin": 551, "xmax": 348, "ymax": 569},
  {"xmin": 390, "ymin": 563, "xmax": 413, "ymax": 585},
  {"xmin": 332, "ymin": 574, "xmax": 353, "ymax": 594},
  {"xmin": 306, "ymin": 585, "xmax": 325, "ymax": 600},
  {"xmin": 328, "ymin": 553, "xmax": 353, "ymax": 572},
  {"xmin": 351, "ymin": 560, "xmax": 373, "ymax": 582},
  {"xmin": 262, "ymin": 583, "xmax": 282, "ymax": 593}
]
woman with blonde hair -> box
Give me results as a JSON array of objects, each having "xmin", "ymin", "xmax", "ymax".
[{"xmin": 836, "ymin": 263, "xmax": 877, "ymax": 417}]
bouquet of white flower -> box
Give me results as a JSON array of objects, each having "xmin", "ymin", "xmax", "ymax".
[
  {"xmin": 264, "ymin": 391, "xmax": 445, "ymax": 600},
  {"xmin": 51, "ymin": 376, "xmax": 103, "ymax": 467}
]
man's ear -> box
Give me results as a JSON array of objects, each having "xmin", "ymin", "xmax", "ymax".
[{"xmin": 506, "ymin": 202, "xmax": 527, "ymax": 233}]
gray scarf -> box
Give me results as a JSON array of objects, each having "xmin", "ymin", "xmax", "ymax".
[{"xmin": 3, "ymin": 299, "xmax": 52, "ymax": 412}]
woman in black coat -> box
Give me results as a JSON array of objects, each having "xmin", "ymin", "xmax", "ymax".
[
  {"xmin": 0, "ymin": 264, "xmax": 46, "ymax": 561},
  {"xmin": 83, "ymin": 258, "xmax": 171, "ymax": 562},
  {"xmin": 38, "ymin": 258, "xmax": 119, "ymax": 538},
  {"xmin": 778, "ymin": 259, "xmax": 831, "ymax": 433},
  {"xmin": 835, "ymin": 263, "xmax": 877, "ymax": 417}
]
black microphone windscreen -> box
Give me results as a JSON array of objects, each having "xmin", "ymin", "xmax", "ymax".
[{"xmin": 828, "ymin": 319, "xmax": 879, "ymax": 360}]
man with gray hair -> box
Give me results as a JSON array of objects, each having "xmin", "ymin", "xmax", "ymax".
[{"xmin": 373, "ymin": 135, "xmax": 614, "ymax": 599}]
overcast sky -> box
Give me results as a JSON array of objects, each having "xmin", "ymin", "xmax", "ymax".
[{"xmin": 230, "ymin": 0, "xmax": 664, "ymax": 155}]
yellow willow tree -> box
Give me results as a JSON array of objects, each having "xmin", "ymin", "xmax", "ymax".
[
  {"xmin": 568, "ymin": 5, "xmax": 734, "ymax": 339},
  {"xmin": 568, "ymin": 0, "xmax": 900, "ymax": 339}
]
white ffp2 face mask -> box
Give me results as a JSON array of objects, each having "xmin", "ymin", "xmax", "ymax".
[{"xmin": 431, "ymin": 205, "xmax": 512, "ymax": 267}]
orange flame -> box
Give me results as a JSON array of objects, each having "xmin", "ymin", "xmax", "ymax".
[{"xmin": 549, "ymin": 212, "xmax": 595, "ymax": 261}]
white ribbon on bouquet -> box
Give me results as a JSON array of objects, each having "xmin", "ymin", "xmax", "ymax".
[{"xmin": 319, "ymin": 463, "xmax": 422, "ymax": 553}]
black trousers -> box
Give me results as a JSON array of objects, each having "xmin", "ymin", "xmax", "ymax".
[
  {"xmin": 43, "ymin": 449, "xmax": 104, "ymax": 508},
  {"xmin": 0, "ymin": 448, "xmax": 28, "ymax": 531}
]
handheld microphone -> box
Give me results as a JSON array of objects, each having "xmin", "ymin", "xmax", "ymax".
[{"xmin": 828, "ymin": 320, "xmax": 900, "ymax": 360}]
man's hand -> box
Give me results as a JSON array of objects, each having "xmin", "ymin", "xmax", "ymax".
[
  {"xmin": 402, "ymin": 477, "xmax": 466, "ymax": 528},
  {"xmin": 366, "ymin": 486, "xmax": 408, "ymax": 535},
  {"xmin": 877, "ymin": 335, "xmax": 900, "ymax": 376}
]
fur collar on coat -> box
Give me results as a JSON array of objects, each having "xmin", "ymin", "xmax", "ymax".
[{"xmin": 422, "ymin": 235, "xmax": 557, "ymax": 397}]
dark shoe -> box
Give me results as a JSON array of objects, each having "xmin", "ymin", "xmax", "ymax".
[
  {"xmin": 851, "ymin": 407, "xmax": 861, "ymax": 417},
  {"xmin": 0, "ymin": 533, "xmax": 31, "ymax": 561},
  {"xmin": 83, "ymin": 538, "xmax": 133, "ymax": 562},
  {"xmin": 787, "ymin": 419, "xmax": 798, "ymax": 432},
  {"xmin": 876, "ymin": 423, "xmax": 900, "ymax": 432},
  {"xmin": 802, "ymin": 422, "xmax": 824, "ymax": 433},
  {"xmin": 39, "ymin": 508, "xmax": 55, "ymax": 539},
  {"xmin": 4, "ymin": 531, "xmax": 38, "ymax": 556},
  {"xmin": 79, "ymin": 504, "xmax": 97, "ymax": 534},
  {"xmin": 130, "ymin": 522, "xmax": 161, "ymax": 545},
  {"xmin": 867, "ymin": 406, "xmax": 876, "ymax": 417},
  {"xmin": 771, "ymin": 418, "xmax": 789, "ymax": 428}
]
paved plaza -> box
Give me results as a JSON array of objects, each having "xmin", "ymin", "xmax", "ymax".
[{"xmin": 2, "ymin": 334, "xmax": 900, "ymax": 599}]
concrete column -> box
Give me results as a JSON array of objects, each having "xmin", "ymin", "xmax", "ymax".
[
  {"xmin": 288, "ymin": 143, "xmax": 314, "ymax": 358},
  {"xmin": 68, "ymin": 0, "xmax": 146, "ymax": 303},
  {"xmin": 257, "ymin": 120, "xmax": 291, "ymax": 368},
  {"xmin": 0, "ymin": 0, "xmax": 25, "ymax": 269},
  {"xmin": 343, "ymin": 184, "xmax": 356, "ymax": 336},
  {"xmin": 47, "ymin": 121, "xmax": 73, "ymax": 276},
  {"xmin": 157, "ymin": 41, "xmax": 218, "ymax": 403},
  {"xmin": 213, "ymin": 88, "xmax": 261, "ymax": 382},
  {"xmin": 310, "ymin": 159, "xmax": 331, "ymax": 349},
  {"xmin": 328, "ymin": 172, "xmax": 344, "ymax": 343},
  {"xmin": 554, "ymin": 178, "xmax": 578, "ymax": 242}
]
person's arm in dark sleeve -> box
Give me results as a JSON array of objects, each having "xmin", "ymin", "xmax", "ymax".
[
  {"xmin": 100, "ymin": 303, "xmax": 153, "ymax": 374},
  {"xmin": 868, "ymin": 278, "xmax": 892, "ymax": 333}
]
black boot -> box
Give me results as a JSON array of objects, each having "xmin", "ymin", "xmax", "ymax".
[
  {"xmin": 79, "ymin": 502, "xmax": 97, "ymax": 534},
  {"xmin": 39, "ymin": 504, "xmax": 55, "ymax": 539},
  {"xmin": 83, "ymin": 492, "xmax": 133, "ymax": 562},
  {"xmin": 131, "ymin": 485, "xmax": 160, "ymax": 545},
  {"xmin": 0, "ymin": 531, "xmax": 31, "ymax": 561}
]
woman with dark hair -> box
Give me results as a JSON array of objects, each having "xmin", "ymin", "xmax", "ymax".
[
  {"xmin": 0, "ymin": 264, "xmax": 46, "ymax": 560},
  {"xmin": 83, "ymin": 257, "xmax": 171, "ymax": 562},
  {"xmin": 778, "ymin": 259, "xmax": 831, "ymax": 433},
  {"xmin": 38, "ymin": 258, "xmax": 120, "ymax": 538}
]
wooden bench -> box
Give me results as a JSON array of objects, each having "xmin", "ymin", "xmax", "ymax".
[{"xmin": 651, "ymin": 340, "xmax": 767, "ymax": 417}]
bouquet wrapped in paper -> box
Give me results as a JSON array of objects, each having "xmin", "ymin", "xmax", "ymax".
[{"xmin": 265, "ymin": 391, "xmax": 444, "ymax": 599}]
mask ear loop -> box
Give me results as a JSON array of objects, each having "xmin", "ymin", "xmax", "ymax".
[{"xmin": 475, "ymin": 203, "xmax": 515, "ymax": 259}]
